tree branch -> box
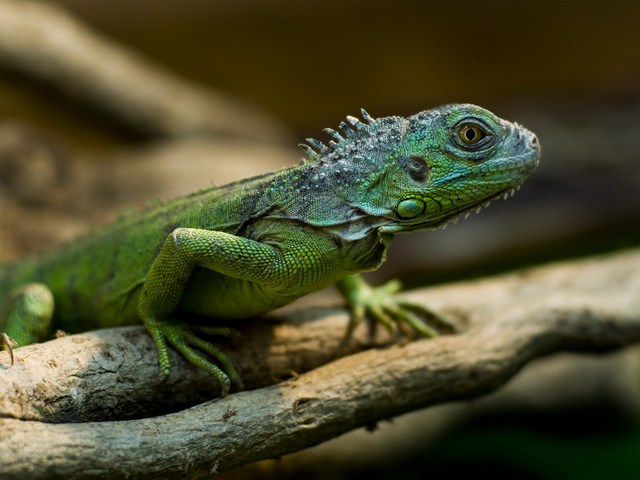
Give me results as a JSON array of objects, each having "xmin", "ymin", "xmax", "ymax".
[
  {"xmin": 0, "ymin": 122, "xmax": 296, "ymax": 260},
  {"xmin": 0, "ymin": 0, "xmax": 289, "ymax": 141},
  {"xmin": 1, "ymin": 248, "xmax": 640, "ymax": 479}
]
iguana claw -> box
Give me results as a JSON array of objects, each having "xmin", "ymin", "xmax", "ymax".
[
  {"xmin": 337, "ymin": 274, "xmax": 454, "ymax": 340},
  {"xmin": 143, "ymin": 317, "xmax": 242, "ymax": 396},
  {"xmin": 0, "ymin": 332, "xmax": 18, "ymax": 365}
]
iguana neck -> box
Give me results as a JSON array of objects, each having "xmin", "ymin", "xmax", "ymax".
[{"xmin": 260, "ymin": 161, "xmax": 391, "ymax": 242}]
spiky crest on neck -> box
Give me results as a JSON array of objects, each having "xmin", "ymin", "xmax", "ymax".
[{"xmin": 298, "ymin": 108, "xmax": 378, "ymax": 162}]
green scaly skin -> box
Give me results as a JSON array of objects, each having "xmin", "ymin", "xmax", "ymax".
[{"xmin": 0, "ymin": 104, "xmax": 540, "ymax": 395}]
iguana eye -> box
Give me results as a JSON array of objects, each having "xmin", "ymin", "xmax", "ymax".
[
  {"xmin": 457, "ymin": 123, "xmax": 489, "ymax": 147},
  {"xmin": 405, "ymin": 157, "xmax": 429, "ymax": 182}
]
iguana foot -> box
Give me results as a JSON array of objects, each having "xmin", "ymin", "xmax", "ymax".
[
  {"xmin": 338, "ymin": 274, "xmax": 454, "ymax": 339},
  {"xmin": 143, "ymin": 318, "xmax": 242, "ymax": 396},
  {"xmin": 0, "ymin": 333, "xmax": 18, "ymax": 365}
]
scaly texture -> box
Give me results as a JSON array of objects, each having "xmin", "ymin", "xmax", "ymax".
[{"xmin": 0, "ymin": 104, "xmax": 540, "ymax": 394}]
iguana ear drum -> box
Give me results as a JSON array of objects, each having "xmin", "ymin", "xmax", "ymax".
[
  {"xmin": 396, "ymin": 198, "xmax": 426, "ymax": 219},
  {"xmin": 405, "ymin": 157, "xmax": 430, "ymax": 182}
]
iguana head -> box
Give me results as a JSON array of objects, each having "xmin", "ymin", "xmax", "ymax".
[{"xmin": 301, "ymin": 103, "xmax": 540, "ymax": 233}]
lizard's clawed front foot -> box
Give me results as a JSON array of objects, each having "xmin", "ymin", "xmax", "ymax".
[{"xmin": 143, "ymin": 318, "xmax": 242, "ymax": 396}]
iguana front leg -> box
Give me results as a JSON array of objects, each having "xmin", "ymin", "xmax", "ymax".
[
  {"xmin": 138, "ymin": 227, "xmax": 282, "ymax": 395},
  {"xmin": 336, "ymin": 274, "xmax": 452, "ymax": 338}
]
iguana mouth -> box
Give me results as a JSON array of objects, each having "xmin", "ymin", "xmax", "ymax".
[
  {"xmin": 433, "ymin": 185, "xmax": 522, "ymax": 230},
  {"xmin": 416, "ymin": 144, "xmax": 540, "ymax": 232},
  {"xmin": 393, "ymin": 185, "xmax": 522, "ymax": 233}
]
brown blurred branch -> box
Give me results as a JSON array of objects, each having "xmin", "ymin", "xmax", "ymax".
[
  {"xmin": 0, "ymin": 122, "xmax": 296, "ymax": 260},
  {"xmin": 1, "ymin": 249, "xmax": 640, "ymax": 479},
  {"xmin": 0, "ymin": 0, "xmax": 289, "ymax": 141}
]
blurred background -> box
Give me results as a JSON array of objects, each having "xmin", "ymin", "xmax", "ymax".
[{"xmin": 1, "ymin": 1, "xmax": 639, "ymax": 478}]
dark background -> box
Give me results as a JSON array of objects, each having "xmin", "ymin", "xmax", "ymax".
[{"xmin": 1, "ymin": 1, "xmax": 638, "ymax": 141}]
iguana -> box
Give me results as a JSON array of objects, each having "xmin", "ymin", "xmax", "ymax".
[{"xmin": 0, "ymin": 104, "xmax": 540, "ymax": 395}]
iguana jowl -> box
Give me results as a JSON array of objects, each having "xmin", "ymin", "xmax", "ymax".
[{"xmin": 0, "ymin": 104, "xmax": 540, "ymax": 395}]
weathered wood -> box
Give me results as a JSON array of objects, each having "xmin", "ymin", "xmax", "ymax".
[{"xmin": 1, "ymin": 249, "xmax": 639, "ymax": 479}]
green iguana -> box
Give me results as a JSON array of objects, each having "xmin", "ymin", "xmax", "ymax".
[{"xmin": 0, "ymin": 104, "xmax": 540, "ymax": 395}]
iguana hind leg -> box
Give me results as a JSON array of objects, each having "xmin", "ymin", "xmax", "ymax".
[{"xmin": 1, "ymin": 283, "xmax": 54, "ymax": 364}]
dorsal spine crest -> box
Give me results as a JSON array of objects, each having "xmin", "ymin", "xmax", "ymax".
[{"xmin": 300, "ymin": 109, "xmax": 378, "ymax": 162}]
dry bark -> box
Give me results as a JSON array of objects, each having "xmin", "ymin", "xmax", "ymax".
[
  {"xmin": 1, "ymin": 248, "xmax": 639, "ymax": 479},
  {"xmin": 0, "ymin": 0, "xmax": 289, "ymax": 141}
]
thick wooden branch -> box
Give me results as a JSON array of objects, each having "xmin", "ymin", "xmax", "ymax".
[
  {"xmin": 1, "ymin": 249, "xmax": 640, "ymax": 479},
  {"xmin": 0, "ymin": 0, "xmax": 289, "ymax": 141}
]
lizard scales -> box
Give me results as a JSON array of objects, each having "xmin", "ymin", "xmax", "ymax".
[{"xmin": 0, "ymin": 104, "xmax": 540, "ymax": 394}]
